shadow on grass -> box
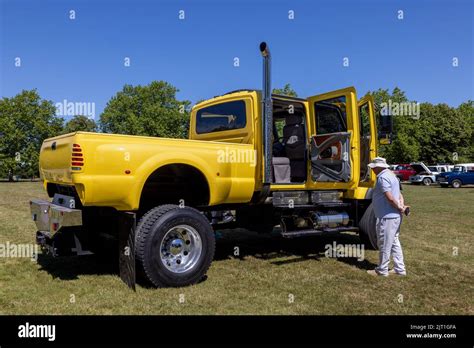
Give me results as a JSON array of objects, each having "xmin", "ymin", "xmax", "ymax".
[
  {"xmin": 36, "ymin": 228, "xmax": 377, "ymax": 282},
  {"xmin": 37, "ymin": 253, "xmax": 118, "ymax": 281},
  {"xmin": 214, "ymin": 228, "xmax": 377, "ymax": 270}
]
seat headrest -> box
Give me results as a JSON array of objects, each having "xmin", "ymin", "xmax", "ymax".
[{"xmin": 285, "ymin": 114, "xmax": 303, "ymax": 126}]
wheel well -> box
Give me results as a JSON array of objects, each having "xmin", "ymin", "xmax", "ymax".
[{"xmin": 139, "ymin": 164, "xmax": 210, "ymax": 212}]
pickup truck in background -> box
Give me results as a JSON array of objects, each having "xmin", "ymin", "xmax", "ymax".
[
  {"xmin": 408, "ymin": 162, "xmax": 448, "ymax": 186},
  {"xmin": 30, "ymin": 43, "xmax": 393, "ymax": 288},
  {"xmin": 437, "ymin": 163, "xmax": 474, "ymax": 188}
]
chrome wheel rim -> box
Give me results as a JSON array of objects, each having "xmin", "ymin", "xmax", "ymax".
[{"xmin": 160, "ymin": 225, "xmax": 202, "ymax": 273}]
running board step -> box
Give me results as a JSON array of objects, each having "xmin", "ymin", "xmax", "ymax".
[{"xmin": 281, "ymin": 227, "xmax": 359, "ymax": 238}]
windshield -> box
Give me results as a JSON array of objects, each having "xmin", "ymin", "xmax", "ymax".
[{"xmin": 428, "ymin": 166, "xmax": 437, "ymax": 172}]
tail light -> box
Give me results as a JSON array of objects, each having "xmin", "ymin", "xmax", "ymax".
[{"xmin": 71, "ymin": 144, "xmax": 84, "ymax": 170}]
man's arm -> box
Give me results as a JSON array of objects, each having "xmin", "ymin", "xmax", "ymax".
[
  {"xmin": 399, "ymin": 192, "xmax": 405, "ymax": 207},
  {"xmin": 384, "ymin": 191, "xmax": 405, "ymax": 213}
]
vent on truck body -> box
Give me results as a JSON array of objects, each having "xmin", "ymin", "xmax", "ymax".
[{"xmin": 71, "ymin": 144, "xmax": 84, "ymax": 171}]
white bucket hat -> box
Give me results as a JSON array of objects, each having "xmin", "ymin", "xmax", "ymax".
[{"xmin": 368, "ymin": 157, "xmax": 390, "ymax": 169}]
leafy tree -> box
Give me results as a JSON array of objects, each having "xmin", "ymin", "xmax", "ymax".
[
  {"xmin": 100, "ymin": 81, "xmax": 191, "ymax": 138},
  {"xmin": 416, "ymin": 103, "xmax": 471, "ymax": 163},
  {"xmin": 455, "ymin": 100, "xmax": 474, "ymax": 162},
  {"xmin": 0, "ymin": 90, "xmax": 63, "ymax": 180},
  {"xmin": 367, "ymin": 88, "xmax": 473, "ymax": 164},
  {"xmin": 273, "ymin": 84, "xmax": 298, "ymax": 97},
  {"xmin": 63, "ymin": 115, "xmax": 98, "ymax": 133},
  {"xmin": 367, "ymin": 87, "xmax": 421, "ymax": 163}
]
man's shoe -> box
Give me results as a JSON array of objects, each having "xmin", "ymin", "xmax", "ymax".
[
  {"xmin": 367, "ymin": 269, "xmax": 388, "ymax": 277},
  {"xmin": 389, "ymin": 269, "xmax": 407, "ymax": 276}
]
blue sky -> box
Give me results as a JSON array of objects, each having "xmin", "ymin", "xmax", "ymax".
[{"xmin": 1, "ymin": 0, "xmax": 473, "ymax": 120}]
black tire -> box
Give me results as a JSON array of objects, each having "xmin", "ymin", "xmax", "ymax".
[
  {"xmin": 451, "ymin": 179, "xmax": 462, "ymax": 188},
  {"xmin": 135, "ymin": 204, "xmax": 215, "ymax": 287},
  {"xmin": 358, "ymin": 204, "xmax": 378, "ymax": 250},
  {"xmin": 422, "ymin": 177, "xmax": 432, "ymax": 186}
]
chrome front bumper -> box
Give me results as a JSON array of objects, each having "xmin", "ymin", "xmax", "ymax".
[{"xmin": 409, "ymin": 177, "xmax": 423, "ymax": 183}]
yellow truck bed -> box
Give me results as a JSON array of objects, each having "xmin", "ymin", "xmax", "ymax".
[{"xmin": 40, "ymin": 132, "xmax": 257, "ymax": 210}]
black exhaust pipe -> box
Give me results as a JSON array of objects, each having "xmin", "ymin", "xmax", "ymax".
[{"xmin": 259, "ymin": 42, "xmax": 273, "ymax": 185}]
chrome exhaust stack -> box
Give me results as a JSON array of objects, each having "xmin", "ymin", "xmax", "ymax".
[{"xmin": 259, "ymin": 42, "xmax": 273, "ymax": 185}]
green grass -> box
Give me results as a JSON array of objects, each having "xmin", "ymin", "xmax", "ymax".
[{"xmin": 0, "ymin": 182, "xmax": 472, "ymax": 315}]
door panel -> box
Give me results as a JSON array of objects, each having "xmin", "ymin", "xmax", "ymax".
[
  {"xmin": 307, "ymin": 87, "xmax": 359, "ymax": 189},
  {"xmin": 358, "ymin": 95, "xmax": 376, "ymax": 187},
  {"xmin": 310, "ymin": 132, "xmax": 351, "ymax": 182}
]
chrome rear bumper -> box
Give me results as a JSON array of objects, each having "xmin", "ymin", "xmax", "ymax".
[{"xmin": 30, "ymin": 198, "xmax": 82, "ymax": 236}]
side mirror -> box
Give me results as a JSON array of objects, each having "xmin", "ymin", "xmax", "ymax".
[{"xmin": 378, "ymin": 114, "xmax": 393, "ymax": 145}]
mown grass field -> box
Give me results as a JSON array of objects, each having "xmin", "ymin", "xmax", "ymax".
[{"xmin": 0, "ymin": 182, "xmax": 472, "ymax": 315}]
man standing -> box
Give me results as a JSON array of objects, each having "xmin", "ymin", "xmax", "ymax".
[{"xmin": 367, "ymin": 157, "xmax": 408, "ymax": 276}]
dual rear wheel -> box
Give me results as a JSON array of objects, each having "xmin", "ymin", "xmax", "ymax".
[{"xmin": 135, "ymin": 205, "xmax": 215, "ymax": 287}]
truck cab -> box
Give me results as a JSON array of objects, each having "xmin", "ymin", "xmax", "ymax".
[{"xmin": 190, "ymin": 87, "xmax": 378, "ymax": 194}]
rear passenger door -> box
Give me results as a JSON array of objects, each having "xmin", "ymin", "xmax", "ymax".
[{"xmin": 307, "ymin": 87, "xmax": 359, "ymax": 189}]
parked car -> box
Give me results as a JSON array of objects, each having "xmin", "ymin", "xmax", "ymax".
[
  {"xmin": 436, "ymin": 163, "xmax": 454, "ymax": 172},
  {"xmin": 389, "ymin": 164, "xmax": 398, "ymax": 171},
  {"xmin": 437, "ymin": 163, "xmax": 474, "ymax": 188},
  {"xmin": 429, "ymin": 165, "xmax": 450, "ymax": 174},
  {"xmin": 393, "ymin": 164, "xmax": 416, "ymax": 182},
  {"xmin": 409, "ymin": 162, "xmax": 438, "ymax": 186}
]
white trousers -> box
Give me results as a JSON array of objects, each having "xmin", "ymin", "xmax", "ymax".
[{"xmin": 375, "ymin": 217, "xmax": 406, "ymax": 275}]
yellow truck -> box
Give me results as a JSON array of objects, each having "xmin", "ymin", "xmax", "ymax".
[{"xmin": 30, "ymin": 42, "xmax": 392, "ymax": 288}]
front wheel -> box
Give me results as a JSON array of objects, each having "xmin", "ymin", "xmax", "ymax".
[
  {"xmin": 358, "ymin": 204, "xmax": 378, "ymax": 250},
  {"xmin": 135, "ymin": 204, "xmax": 215, "ymax": 287},
  {"xmin": 422, "ymin": 177, "xmax": 432, "ymax": 186},
  {"xmin": 451, "ymin": 180, "xmax": 462, "ymax": 188}
]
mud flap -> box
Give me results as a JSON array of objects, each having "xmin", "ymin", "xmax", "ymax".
[{"xmin": 118, "ymin": 212, "xmax": 136, "ymax": 291}]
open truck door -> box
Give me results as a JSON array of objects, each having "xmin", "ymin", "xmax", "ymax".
[
  {"xmin": 358, "ymin": 95, "xmax": 377, "ymax": 187},
  {"xmin": 307, "ymin": 87, "xmax": 359, "ymax": 189}
]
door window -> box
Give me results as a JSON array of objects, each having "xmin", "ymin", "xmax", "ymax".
[{"xmin": 314, "ymin": 96, "xmax": 347, "ymax": 135}]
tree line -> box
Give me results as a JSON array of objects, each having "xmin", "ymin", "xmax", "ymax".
[{"xmin": 0, "ymin": 82, "xmax": 472, "ymax": 180}]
